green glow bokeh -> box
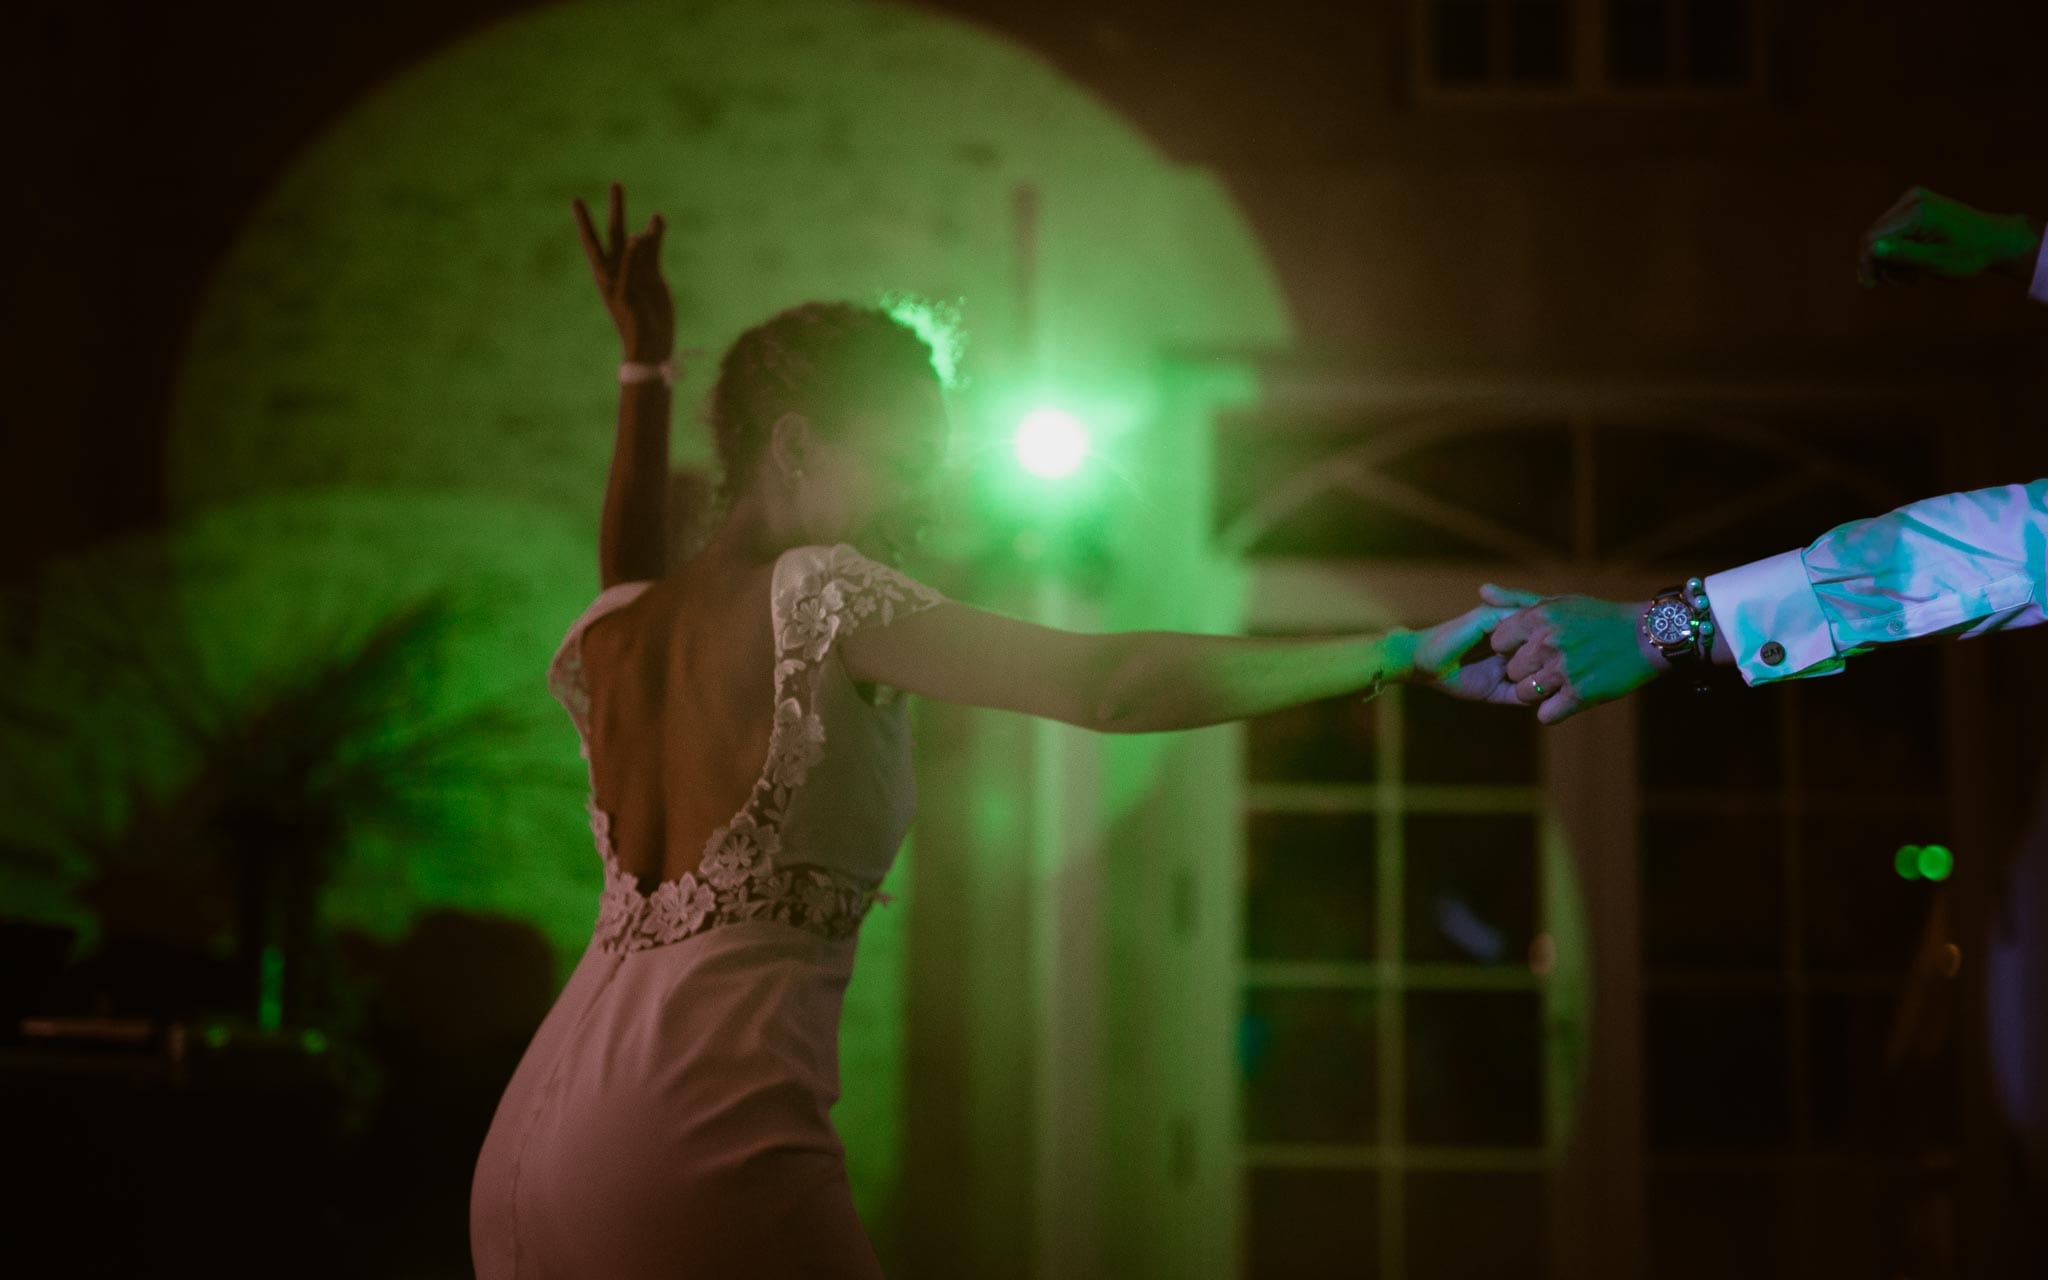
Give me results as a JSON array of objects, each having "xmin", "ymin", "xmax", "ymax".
[{"xmin": 1895, "ymin": 843, "xmax": 1954, "ymax": 881}]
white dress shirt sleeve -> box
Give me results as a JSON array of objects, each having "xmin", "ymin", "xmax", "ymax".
[{"xmin": 1702, "ymin": 480, "xmax": 2048, "ymax": 686}]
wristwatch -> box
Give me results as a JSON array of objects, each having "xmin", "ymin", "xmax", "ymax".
[{"xmin": 1641, "ymin": 577, "xmax": 1716, "ymax": 689}]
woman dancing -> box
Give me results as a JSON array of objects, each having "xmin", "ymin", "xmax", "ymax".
[{"xmin": 469, "ymin": 183, "xmax": 1518, "ymax": 1278}]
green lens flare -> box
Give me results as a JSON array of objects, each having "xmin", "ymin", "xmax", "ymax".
[
  {"xmin": 1014, "ymin": 407, "xmax": 1088, "ymax": 479},
  {"xmin": 1895, "ymin": 845, "xmax": 1923, "ymax": 880},
  {"xmin": 1917, "ymin": 844, "xmax": 1954, "ymax": 882}
]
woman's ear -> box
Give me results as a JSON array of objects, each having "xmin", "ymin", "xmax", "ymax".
[{"xmin": 768, "ymin": 411, "xmax": 812, "ymax": 481}]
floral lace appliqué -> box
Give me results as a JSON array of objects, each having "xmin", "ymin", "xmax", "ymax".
[{"xmin": 569, "ymin": 545, "xmax": 942, "ymax": 954}]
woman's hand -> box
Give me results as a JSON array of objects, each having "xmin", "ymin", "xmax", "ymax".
[
  {"xmin": 1399, "ymin": 603, "xmax": 1522, "ymax": 705},
  {"xmin": 572, "ymin": 181, "xmax": 675, "ymax": 361}
]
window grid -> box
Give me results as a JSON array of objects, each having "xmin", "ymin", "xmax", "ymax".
[
  {"xmin": 1638, "ymin": 669, "xmax": 1961, "ymax": 1267},
  {"xmin": 1241, "ymin": 682, "xmax": 1559, "ymax": 1280},
  {"xmin": 1219, "ymin": 386, "xmax": 1956, "ymax": 1277}
]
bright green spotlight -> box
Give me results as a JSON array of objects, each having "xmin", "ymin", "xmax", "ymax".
[
  {"xmin": 1013, "ymin": 407, "xmax": 1088, "ymax": 479},
  {"xmin": 1917, "ymin": 844, "xmax": 1954, "ymax": 882}
]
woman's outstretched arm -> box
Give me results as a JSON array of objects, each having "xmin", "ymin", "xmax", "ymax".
[
  {"xmin": 838, "ymin": 600, "xmax": 1519, "ymax": 734},
  {"xmin": 573, "ymin": 181, "xmax": 675, "ymax": 587}
]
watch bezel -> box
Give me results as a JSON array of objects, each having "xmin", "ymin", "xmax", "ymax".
[{"xmin": 1644, "ymin": 597, "xmax": 1695, "ymax": 649}]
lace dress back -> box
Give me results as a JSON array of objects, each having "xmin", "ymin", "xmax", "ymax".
[
  {"xmin": 471, "ymin": 542, "xmax": 946, "ymax": 1279},
  {"xmin": 545, "ymin": 542, "xmax": 944, "ymax": 951}
]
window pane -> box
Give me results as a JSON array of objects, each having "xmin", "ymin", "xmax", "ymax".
[
  {"xmin": 1405, "ymin": 690, "xmax": 1538, "ymax": 785},
  {"xmin": 1378, "ymin": 421, "xmax": 1574, "ymax": 555},
  {"xmin": 1408, "ymin": 1171, "xmax": 1549, "ymax": 1276},
  {"xmin": 1647, "ymin": 1173, "xmax": 1785, "ymax": 1280},
  {"xmin": 1404, "ymin": 990, "xmax": 1544, "ymax": 1145},
  {"xmin": 1248, "ymin": 486, "xmax": 1507, "ymax": 562},
  {"xmin": 1808, "ymin": 1171, "xmax": 1956, "ymax": 1279},
  {"xmin": 1241, "ymin": 988, "xmax": 1379, "ymax": 1143},
  {"xmin": 1645, "ymin": 992, "xmax": 1790, "ymax": 1149},
  {"xmin": 1508, "ymin": 0, "xmax": 1569, "ymax": 83},
  {"xmin": 1808, "ymin": 992, "xmax": 1961, "ymax": 1150},
  {"xmin": 1686, "ymin": 0, "xmax": 1748, "ymax": 83},
  {"xmin": 1799, "ymin": 814, "xmax": 1942, "ymax": 975},
  {"xmin": 1636, "ymin": 668, "xmax": 1782, "ymax": 791},
  {"xmin": 1789, "ymin": 645, "xmax": 1943, "ymax": 796},
  {"xmin": 1607, "ymin": 0, "xmax": 1670, "ymax": 83},
  {"xmin": 1247, "ymin": 693, "xmax": 1378, "ymax": 784},
  {"xmin": 1434, "ymin": 0, "xmax": 1492, "ymax": 84},
  {"xmin": 1245, "ymin": 813, "xmax": 1377, "ymax": 961},
  {"xmin": 1595, "ymin": 429, "xmax": 1910, "ymax": 569},
  {"xmin": 1641, "ymin": 811, "xmax": 1785, "ymax": 971},
  {"xmin": 1403, "ymin": 813, "xmax": 1540, "ymax": 966},
  {"xmin": 1246, "ymin": 1168, "xmax": 1380, "ymax": 1279}
]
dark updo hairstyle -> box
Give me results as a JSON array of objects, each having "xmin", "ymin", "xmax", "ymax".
[{"xmin": 706, "ymin": 301, "xmax": 942, "ymax": 504}]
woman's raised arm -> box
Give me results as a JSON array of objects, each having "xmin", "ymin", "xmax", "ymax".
[
  {"xmin": 573, "ymin": 181, "xmax": 675, "ymax": 587},
  {"xmin": 837, "ymin": 599, "xmax": 1520, "ymax": 733}
]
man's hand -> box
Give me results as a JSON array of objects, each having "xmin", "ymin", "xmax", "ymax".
[
  {"xmin": 1479, "ymin": 585, "xmax": 1664, "ymax": 725},
  {"xmin": 1859, "ymin": 187, "xmax": 2043, "ymax": 288}
]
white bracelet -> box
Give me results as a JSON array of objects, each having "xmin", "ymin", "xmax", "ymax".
[{"xmin": 619, "ymin": 357, "xmax": 678, "ymax": 388}]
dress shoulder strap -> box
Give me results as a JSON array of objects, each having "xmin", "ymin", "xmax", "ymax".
[
  {"xmin": 546, "ymin": 580, "xmax": 654, "ymax": 748},
  {"xmin": 769, "ymin": 543, "xmax": 946, "ymax": 672}
]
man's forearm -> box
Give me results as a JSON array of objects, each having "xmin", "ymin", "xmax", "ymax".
[{"xmin": 1992, "ymin": 212, "xmax": 2047, "ymax": 288}]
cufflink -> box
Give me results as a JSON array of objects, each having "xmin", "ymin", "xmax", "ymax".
[{"xmin": 1760, "ymin": 641, "xmax": 1786, "ymax": 666}]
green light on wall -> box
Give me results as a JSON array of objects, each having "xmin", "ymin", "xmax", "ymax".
[
  {"xmin": 259, "ymin": 944, "xmax": 285, "ymax": 1032},
  {"xmin": 1895, "ymin": 843, "xmax": 1955, "ymax": 882},
  {"xmin": 1013, "ymin": 407, "xmax": 1089, "ymax": 479}
]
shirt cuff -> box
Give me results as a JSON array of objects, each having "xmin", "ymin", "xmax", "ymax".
[
  {"xmin": 2030, "ymin": 230, "xmax": 2048, "ymax": 305},
  {"xmin": 1702, "ymin": 550, "xmax": 1845, "ymax": 686}
]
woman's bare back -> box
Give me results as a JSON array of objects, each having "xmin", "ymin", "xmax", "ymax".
[{"xmin": 577, "ymin": 551, "xmax": 779, "ymax": 889}]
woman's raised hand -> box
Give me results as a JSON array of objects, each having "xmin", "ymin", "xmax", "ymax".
[{"xmin": 572, "ymin": 181, "xmax": 675, "ymax": 362}]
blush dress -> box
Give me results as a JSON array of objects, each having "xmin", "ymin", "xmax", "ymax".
[{"xmin": 470, "ymin": 543, "xmax": 944, "ymax": 1279}]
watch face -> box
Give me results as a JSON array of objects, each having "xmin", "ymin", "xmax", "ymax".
[{"xmin": 1648, "ymin": 600, "xmax": 1693, "ymax": 645}]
